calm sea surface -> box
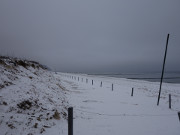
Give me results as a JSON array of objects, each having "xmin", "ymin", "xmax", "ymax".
[{"xmin": 90, "ymin": 73, "xmax": 180, "ymax": 84}]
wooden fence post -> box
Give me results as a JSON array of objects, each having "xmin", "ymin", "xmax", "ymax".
[
  {"xmin": 92, "ymin": 80, "xmax": 93, "ymax": 85},
  {"xmin": 178, "ymin": 112, "xmax": 180, "ymax": 121},
  {"xmin": 112, "ymin": 84, "xmax": 113, "ymax": 91},
  {"xmin": 100, "ymin": 81, "xmax": 102, "ymax": 87},
  {"xmin": 131, "ymin": 88, "xmax": 134, "ymax": 96},
  {"xmin": 169, "ymin": 94, "xmax": 171, "ymax": 109},
  {"xmin": 68, "ymin": 107, "xmax": 73, "ymax": 135}
]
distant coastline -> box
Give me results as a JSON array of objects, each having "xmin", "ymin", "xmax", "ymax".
[{"xmin": 88, "ymin": 72, "xmax": 180, "ymax": 83}]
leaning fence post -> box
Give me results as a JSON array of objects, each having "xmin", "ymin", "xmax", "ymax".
[
  {"xmin": 68, "ymin": 107, "xmax": 73, "ymax": 135},
  {"xmin": 131, "ymin": 88, "xmax": 134, "ymax": 96},
  {"xmin": 169, "ymin": 94, "xmax": 171, "ymax": 109}
]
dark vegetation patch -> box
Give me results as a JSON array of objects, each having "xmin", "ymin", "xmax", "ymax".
[
  {"xmin": 15, "ymin": 60, "xmax": 28, "ymax": 68},
  {"xmin": 0, "ymin": 81, "xmax": 13, "ymax": 89},
  {"xmin": 7, "ymin": 123, "xmax": 15, "ymax": 129},
  {"xmin": 0, "ymin": 84, "xmax": 5, "ymax": 89},
  {"xmin": 0, "ymin": 101, "xmax": 8, "ymax": 105},
  {"xmin": 0, "ymin": 55, "xmax": 49, "ymax": 70},
  {"xmin": 3, "ymin": 101, "xmax": 8, "ymax": 105},
  {"xmin": 40, "ymin": 128, "xmax": 45, "ymax": 134},
  {"xmin": 17, "ymin": 100, "xmax": 32, "ymax": 110},
  {"xmin": 0, "ymin": 59, "xmax": 6, "ymax": 65},
  {"xmin": 53, "ymin": 110, "xmax": 60, "ymax": 120}
]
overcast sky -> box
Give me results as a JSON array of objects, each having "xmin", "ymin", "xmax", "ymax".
[{"xmin": 0, "ymin": 0, "xmax": 180, "ymax": 73}]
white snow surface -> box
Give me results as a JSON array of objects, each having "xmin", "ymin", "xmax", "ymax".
[
  {"xmin": 0, "ymin": 57, "xmax": 180, "ymax": 135},
  {"xmin": 57, "ymin": 72, "xmax": 180, "ymax": 135}
]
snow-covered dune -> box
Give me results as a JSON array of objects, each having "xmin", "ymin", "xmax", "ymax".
[{"xmin": 0, "ymin": 56, "xmax": 68, "ymax": 135}]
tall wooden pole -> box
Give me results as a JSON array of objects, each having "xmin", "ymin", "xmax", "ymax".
[{"xmin": 157, "ymin": 34, "xmax": 169, "ymax": 106}]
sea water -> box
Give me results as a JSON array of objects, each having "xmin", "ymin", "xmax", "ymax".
[{"xmin": 90, "ymin": 72, "xmax": 180, "ymax": 84}]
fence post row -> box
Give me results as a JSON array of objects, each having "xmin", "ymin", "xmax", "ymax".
[{"xmin": 68, "ymin": 107, "xmax": 73, "ymax": 135}]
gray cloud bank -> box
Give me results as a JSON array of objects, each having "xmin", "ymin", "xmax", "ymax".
[{"xmin": 0, "ymin": 0, "xmax": 180, "ymax": 73}]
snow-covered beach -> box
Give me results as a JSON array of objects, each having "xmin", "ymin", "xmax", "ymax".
[
  {"xmin": 0, "ymin": 57, "xmax": 180, "ymax": 135},
  {"xmin": 58, "ymin": 72, "xmax": 180, "ymax": 135}
]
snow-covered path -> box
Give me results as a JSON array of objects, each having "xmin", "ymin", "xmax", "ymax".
[{"xmin": 58, "ymin": 73, "xmax": 180, "ymax": 135}]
